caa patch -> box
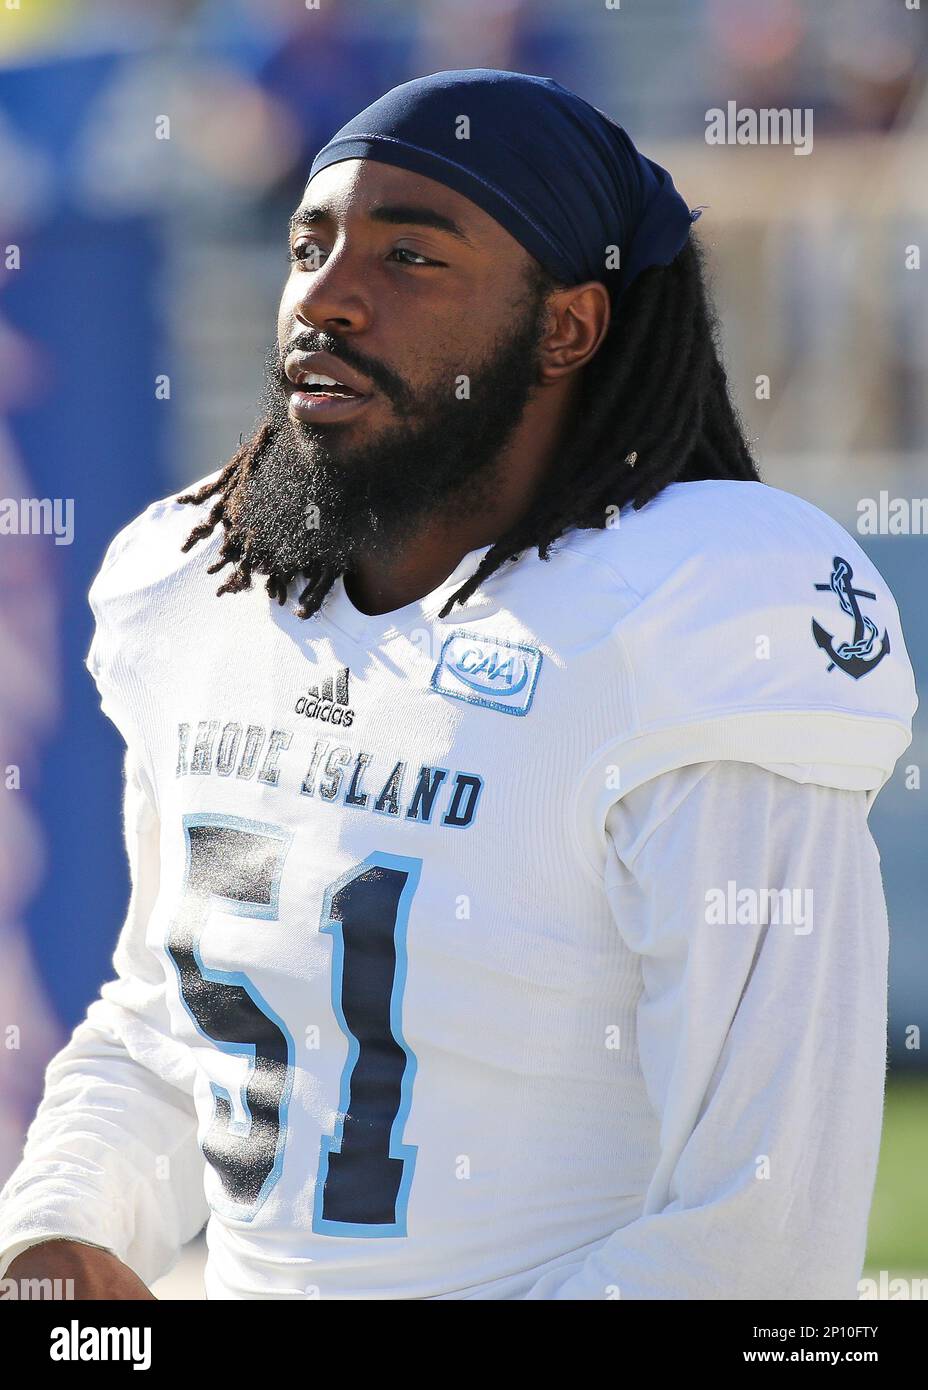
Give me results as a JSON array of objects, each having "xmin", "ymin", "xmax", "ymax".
[{"xmin": 430, "ymin": 630, "xmax": 542, "ymax": 716}]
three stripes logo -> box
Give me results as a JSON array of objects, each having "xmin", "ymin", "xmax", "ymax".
[{"xmin": 295, "ymin": 666, "xmax": 355, "ymax": 726}]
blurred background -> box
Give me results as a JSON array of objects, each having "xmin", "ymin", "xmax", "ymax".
[{"xmin": 0, "ymin": 0, "xmax": 925, "ymax": 1297}]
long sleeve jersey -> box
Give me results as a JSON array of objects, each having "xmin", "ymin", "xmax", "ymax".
[{"xmin": 0, "ymin": 477, "xmax": 916, "ymax": 1298}]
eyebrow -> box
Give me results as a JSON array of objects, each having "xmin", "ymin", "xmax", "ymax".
[{"xmin": 289, "ymin": 202, "xmax": 474, "ymax": 246}]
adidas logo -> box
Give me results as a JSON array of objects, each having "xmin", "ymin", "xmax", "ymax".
[{"xmin": 295, "ymin": 666, "xmax": 355, "ymax": 727}]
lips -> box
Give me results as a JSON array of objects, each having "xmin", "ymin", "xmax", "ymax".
[
  {"xmin": 295, "ymin": 372, "xmax": 357, "ymax": 396},
  {"xmin": 283, "ymin": 352, "xmax": 374, "ymax": 424},
  {"xmin": 284, "ymin": 351, "xmax": 372, "ymax": 400}
]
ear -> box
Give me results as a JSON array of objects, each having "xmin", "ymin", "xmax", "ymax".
[{"xmin": 537, "ymin": 280, "xmax": 611, "ymax": 384}]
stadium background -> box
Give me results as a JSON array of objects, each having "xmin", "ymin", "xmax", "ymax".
[{"xmin": 0, "ymin": 0, "xmax": 924, "ymax": 1297}]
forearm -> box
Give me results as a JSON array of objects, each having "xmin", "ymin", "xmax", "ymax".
[
  {"xmin": 4, "ymin": 1239, "xmax": 157, "ymax": 1301},
  {"xmin": 525, "ymin": 763, "xmax": 888, "ymax": 1300},
  {"xmin": 0, "ymin": 1006, "xmax": 207, "ymax": 1285}
]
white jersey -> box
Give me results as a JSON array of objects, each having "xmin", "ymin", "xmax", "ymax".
[{"xmin": 0, "ymin": 477, "xmax": 917, "ymax": 1299}]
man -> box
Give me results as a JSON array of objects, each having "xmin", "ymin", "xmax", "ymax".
[{"xmin": 0, "ymin": 70, "xmax": 916, "ymax": 1300}]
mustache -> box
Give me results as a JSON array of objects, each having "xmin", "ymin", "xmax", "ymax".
[{"xmin": 277, "ymin": 331, "xmax": 414, "ymax": 409}]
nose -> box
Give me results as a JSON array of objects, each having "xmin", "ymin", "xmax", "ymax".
[{"xmin": 290, "ymin": 243, "xmax": 373, "ymax": 336}]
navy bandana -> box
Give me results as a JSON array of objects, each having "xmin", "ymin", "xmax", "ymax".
[{"xmin": 308, "ymin": 68, "xmax": 700, "ymax": 301}]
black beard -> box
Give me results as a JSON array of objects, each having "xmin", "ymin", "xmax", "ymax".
[{"xmin": 235, "ymin": 287, "xmax": 550, "ymax": 586}]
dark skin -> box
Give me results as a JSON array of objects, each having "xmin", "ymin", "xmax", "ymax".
[
  {"xmin": 6, "ymin": 1240, "xmax": 156, "ymax": 1300},
  {"xmin": 3, "ymin": 166, "xmax": 611, "ymax": 1303},
  {"xmin": 280, "ymin": 159, "xmax": 611, "ymax": 615}
]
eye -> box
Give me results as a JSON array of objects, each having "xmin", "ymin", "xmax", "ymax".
[
  {"xmin": 286, "ymin": 241, "xmax": 444, "ymax": 269},
  {"xmin": 288, "ymin": 238, "xmax": 326, "ymax": 268},
  {"xmin": 389, "ymin": 247, "xmax": 443, "ymax": 267}
]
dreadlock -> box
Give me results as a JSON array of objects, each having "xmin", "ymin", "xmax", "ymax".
[{"xmin": 178, "ymin": 234, "xmax": 759, "ymax": 620}]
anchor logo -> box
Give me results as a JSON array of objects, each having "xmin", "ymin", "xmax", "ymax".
[{"xmin": 811, "ymin": 556, "xmax": 890, "ymax": 680}]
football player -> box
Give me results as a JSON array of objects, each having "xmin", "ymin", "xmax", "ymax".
[{"xmin": 0, "ymin": 70, "xmax": 916, "ymax": 1300}]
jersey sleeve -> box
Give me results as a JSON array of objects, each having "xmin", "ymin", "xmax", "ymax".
[
  {"xmin": 83, "ymin": 472, "xmax": 221, "ymax": 791},
  {"xmin": 525, "ymin": 760, "xmax": 888, "ymax": 1300},
  {"xmin": 0, "ymin": 511, "xmax": 213, "ymax": 1285},
  {"xmin": 619, "ymin": 537, "xmax": 914, "ymax": 793},
  {"xmin": 0, "ymin": 747, "xmax": 209, "ymax": 1285},
  {"xmin": 573, "ymin": 492, "xmax": 917, "ymax": 879},
  {"xmin": 84, "ymin": 512, "xmax": 159, "ymax": 786}
]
